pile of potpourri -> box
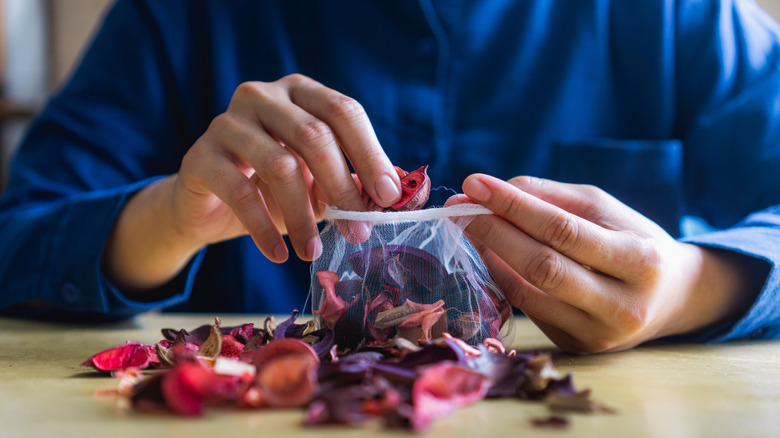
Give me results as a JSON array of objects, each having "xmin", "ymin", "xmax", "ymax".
[{"xmin": 82, "ymin": 313, "xmax": 613, "ymax": 432}]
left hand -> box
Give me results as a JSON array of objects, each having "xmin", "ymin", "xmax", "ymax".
[{"xmin": 447, "ymin": 174, "xmax": 762, "ymax": 353}]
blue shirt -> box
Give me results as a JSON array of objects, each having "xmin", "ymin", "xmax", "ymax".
[{"xmin": 1, "ymin": 0, "xmax": 780, "ymax": 341}]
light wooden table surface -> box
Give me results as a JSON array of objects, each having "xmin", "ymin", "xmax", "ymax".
[{"xmin": 1, "ymin": 313, "xmax": 779, "ymax": 438}]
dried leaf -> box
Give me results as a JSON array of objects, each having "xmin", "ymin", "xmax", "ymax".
[{"xmin": 197, "ymin": 320, "xmax": 223, "ymax": 360}]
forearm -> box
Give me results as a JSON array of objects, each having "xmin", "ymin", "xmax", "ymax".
[{"xmin": 102, "ymin": 175, "xmax": 203, "ymax": 293}]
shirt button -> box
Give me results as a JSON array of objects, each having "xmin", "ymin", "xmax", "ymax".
[
  {"xmin": 62, "ymin": 282, "xmax": 81, "ymax": 303},
  {"xmin": 417, "ymin": 37, "xmax": 436, "ymax": 57}
]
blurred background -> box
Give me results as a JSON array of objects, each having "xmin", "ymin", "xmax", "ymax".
[{"xmin": 1, "ymin": 0, "xmax": 779, "ymax": 191}]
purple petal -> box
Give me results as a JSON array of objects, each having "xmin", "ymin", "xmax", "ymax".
[
  {"xmin": 228, "ymin": 323, "xmax": 255, "ymax": 344},
  {"xmin": 346, "ymin": 245, "xmax": 447, "ymax": 292},
  {"xmin": 274, "ymin": 310, "xmax": 303, "ymax": 339}
]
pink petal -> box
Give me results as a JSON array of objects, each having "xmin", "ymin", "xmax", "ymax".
[
  {"xmin": 313, "ymin": 271, "xmax": 347, "ymax": 328},
  {"xmin": 398, "ymin": 300, "xmax": 445, "ymax": 341},
  {"xmin": 412, "ymin": 362, "xmax": 492, "ymax": 427}
]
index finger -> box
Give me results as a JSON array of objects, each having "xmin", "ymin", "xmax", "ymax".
[
  {"xmin": 285, "ymin": 75, "xmax": 401, "ymax": 208},
  {"xmin": 462, "ymin": 174, "xmax": 632, "ymax": 275}
]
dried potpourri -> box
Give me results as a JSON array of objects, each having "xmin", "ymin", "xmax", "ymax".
[
  {"xmin": 82, "ymin": 314, "xmax": 613, "ymax": 432},
  {"xmin": 311, "ymin": 165, "xmax": 512, "ymax": 351},
  {"xmin": 82, "ymin": 166, "xmax": 610, "ymax": 429}
]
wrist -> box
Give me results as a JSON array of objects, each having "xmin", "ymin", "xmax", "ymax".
[
  {"xmin": 103, "ymin": 175, "xmax": 203, "ymax": 292},
  {"xmin": 663, "ymin": 243, "xmax": 766, "ymax": 338}
]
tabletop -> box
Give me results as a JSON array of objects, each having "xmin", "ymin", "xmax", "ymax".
[{"xmin": 1, "ymin": 313, "xmax": 779, "ymax": 438}]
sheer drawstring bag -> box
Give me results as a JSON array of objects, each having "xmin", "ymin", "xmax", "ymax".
[{"xmin": 309, "ymin": 204, "xmax": 513, "ymax": 350}]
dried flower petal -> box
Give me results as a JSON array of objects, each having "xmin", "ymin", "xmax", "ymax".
[
  {"xmin": 345, "ymin": 245, "xmax": 447, "ymax": 293},
  {"xmin": 197, "ymin": 322, "xmax": 223, "ymax": 360},
  {"xmin": 81, "ymin": 341, "xmax": 158, "ymax": 372},
  {"xmin": 160, "ymin": 362, "xmax": 239, "ymax": 416},
  {"xmin": 410, "ymin": 362, "xmax": 492, "ymax": 431},
  {"xmin": 228, "ymin": 323, "xmax": 256, "ymax": 344},
  {"xmin": 257, "ymin": 354, "xmax": 319, "ymax": 408},
  {"xmin": 313, "ymin": 271, "xmax": 348, "ymax": 329},
  {"xmin": 87, "ymin": 316, "xmax": 609, "ymax": 432},
  {"xmin": 390, "ymin": 165, "xmax": 431, "ymax": 211},
  {"xmin": 219, "ymin": 335, "xmax": 245, "ymax": 359},
  {"xmin": 250, "ymin": 338, "xmax": 320, "ymax": 369},
  {"xmin": 398, "ymin": 300, "xmax": 446, "ymax": 342}
]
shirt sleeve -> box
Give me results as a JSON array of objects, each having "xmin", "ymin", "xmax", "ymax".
[
  {"xmin": 0, "ymin": 0, "xmax": 205, "ymax": 318},
  {"xmin": 675, "ymin": 0, "xmax": 780, "ymax": 341}
]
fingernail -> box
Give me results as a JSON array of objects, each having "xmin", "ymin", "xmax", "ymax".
[
  {"xmin": 306, "ymin": 237, "xmax": 323, "ymax": 260},
  {"xmin": 273, "ymin": 242, "xmax": 288, "ymax": 262},
  {"xmin": 465, "ymin": 177, "xmax": 491, "ymax": 202},
  {"xmin": 374, "ymin": 174, "xmax": 401, "ymax": 204}
]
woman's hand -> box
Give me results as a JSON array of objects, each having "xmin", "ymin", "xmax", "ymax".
[
  {"xmin": 103, "ymin": 74, "xmax": 400, "ymax": 292},
  {"xmin": 447, "ymin": 174, "xmax": 764, "ymax": 353}
]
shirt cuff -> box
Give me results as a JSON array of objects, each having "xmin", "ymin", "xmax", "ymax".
[
  {"xmin": 681, "ymin": 224, "xmax": 780, "ymax": 342},
  {"xmin": 43, "ymin": 176, "xmax": 201, "ymax": 318}
]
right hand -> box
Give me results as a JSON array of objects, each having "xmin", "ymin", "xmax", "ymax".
[
  {"xmin": 173, "ymin": 74, "xmax": 401, "ymax": 262},
  {"xmin": 104, "ymin": 74, "xmax": 400, "ymax": 292}
]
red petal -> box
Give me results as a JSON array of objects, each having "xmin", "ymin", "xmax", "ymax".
[
  {"xmin": 391, "ymin": 165, "xmax": 430, "ymax": 211},
  {"xmin": 161, "ymin": 363, "xmax": 208, "ymax": 416},
  {"xmin": 81, "ymin": 342, "xmax": 154, "ymax": 371},
  {"xmin": 219, "ymin": 335, "xmax": 245, "ymax": 359},
  {"xmin": 160, "ymin": 362, "xmax": 240, "ymax": 416}
]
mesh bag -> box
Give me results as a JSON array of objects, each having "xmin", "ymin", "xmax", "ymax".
[{"xmin": 309, "ymin": 204, "xmax": 513, "ymax": 350}]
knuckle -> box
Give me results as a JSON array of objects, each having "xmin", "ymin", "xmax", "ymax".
[
  {"xmin": 508, "ymin": 175, "xmax": 540, "ymax": 189},
  {"xmin": 577, "ymin": 184, "xmax": 610, "ymax": 219},
  {"xmin": 208, "ymin": 113, "xmax": 239, "ymax": 132},
  {"xmin": 526, "ymin": 249, "xmax": 566, "ymax": 291},
  {"xmin": 468, "ymin": 215, "xmax": 502, "ymax": 240},
  {"xmin": 264, "ymin": 153, "xmax": 301, "ymax": 184},
  {"xmin": 235, "ymin": 81, "xmax": 265, "ymax": 99},
  {"xmin": 503, "ymin": 278, "xmax": 530, "ymax": 309},
  {"xmin": 181, "ymin": 141, "xmax": 208, "ymax": 169},
  {"xmin": 631, "ymin": 237, "xmax": 664, "ymax": 280},
  {"xmin": 327, "ymin": 184, "xmax": 359, "ymax": 206},
  {"xmin": 542, "ymin": 213, "xmax": 580, "ymax": 253},
  {"xmin": 499, "ymin": 194, "xmax": 525, "ymax": 223},
  {"xmin": 326, "ymin": 96, "xmax": 366, "ymax": 124},
  {"xmin": 614, "ymin": 302, "xmax": 651, "ymax": 335},
  {"xmin": 579, "ymin": 183, "xmax": 605, "ymax": 199},
  {"xmin": 280, "ymin": 73, "xmax": 309, "ymax": 86},
  {"xmin": 226, "ymin": 179, "xmax": 259, "ymax": 213},
  {"xmin": 234, "ymin": 188, "xmax": 258, "ymax": 211},
  {"xmin": 293, "ymin": 119, "xmax": 334, "ymax": 150}
]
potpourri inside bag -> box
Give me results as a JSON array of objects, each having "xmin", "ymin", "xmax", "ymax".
[{"xmin": 310, "ymin": 204, "xmax": 513, "ymax": 350}]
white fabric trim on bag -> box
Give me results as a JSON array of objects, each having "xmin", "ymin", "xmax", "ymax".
[{"xmin": 324, "ymin": 204, "xmax": 494, "ymax": 223}]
